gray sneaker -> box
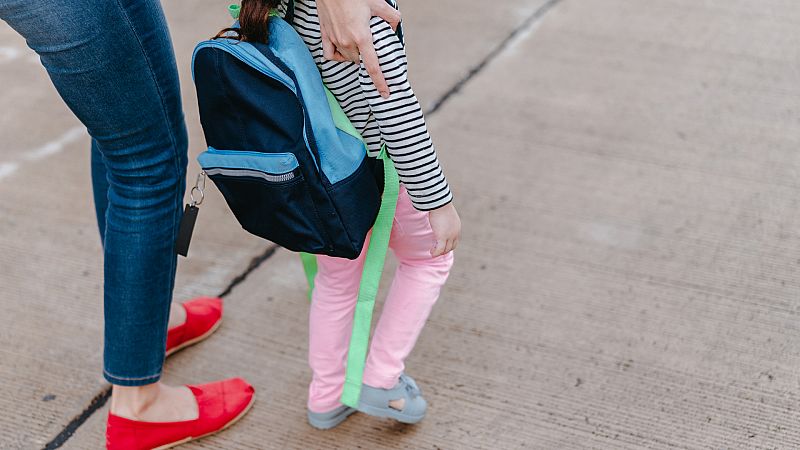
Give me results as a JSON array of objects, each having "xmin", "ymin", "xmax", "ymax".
[
  {"xmin": 307, "ymin": 404, "xmax": 357, "ymax": 430},
  {"xmin": 357, "ymin": 374, "xmax": 427, "ymax": 424}
]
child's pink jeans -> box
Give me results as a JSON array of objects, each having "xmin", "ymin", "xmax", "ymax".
[{"xmin": 308, "ymin": 186, "xmax": 454, "ymax": 413}]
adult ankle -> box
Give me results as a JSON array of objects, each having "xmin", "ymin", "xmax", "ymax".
[
  {"xmin": 111, "ymin": 383, "xmax": 161, "ymax": 419},
  {"xmin": 167, "ymin": 302, "xmax": 187, "ymax": 329}
]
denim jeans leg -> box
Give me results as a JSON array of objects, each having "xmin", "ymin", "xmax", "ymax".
[
  {"xmin": 90, "ymin": 140, "xmax": 109, "ymax": 241},
  {"xmin": 1, "ymin": 0, "xmax": 188, "ymax": 385}
]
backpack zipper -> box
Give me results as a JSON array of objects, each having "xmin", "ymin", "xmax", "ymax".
[
  {"xmin": 204, "ymin": 167, "xmax": 296, "ymax": 183},
  {"xmin": 193, "ymin": 40, "xmax": 318, "ymax": 172}
]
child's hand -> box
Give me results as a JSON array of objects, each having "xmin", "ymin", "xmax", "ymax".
[{"xmin": 428, "ymin": 203, "xmax": 461, "ymax": 257}]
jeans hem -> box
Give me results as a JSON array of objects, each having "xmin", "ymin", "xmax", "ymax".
[{"xmin": 103, "ymin": 369, "xmax": 161, "ymax": 386}]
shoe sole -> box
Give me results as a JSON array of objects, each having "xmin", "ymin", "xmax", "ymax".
[
  {"xmin": 151, "ymin": 392, "xmax": 256, "ymax": 450},
  {"xmin": 308, "ymin": 407, "xmax": 357, "ymax": 430},
  {"xmin": 165, "ymin": 318, "xmax": 223, "ymax": 358},
  {"xmin": 357, "ymin": 403, "xmax": 425, "ymax": 424}
]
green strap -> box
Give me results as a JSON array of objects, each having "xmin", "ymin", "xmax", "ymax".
[
  {"xmin": 228, "ymin": 3, "xmax": 282, "ymax": 19},
  {"xmin": 299, "ymin": 252, "xmax": 317, "ymax": 300},
  {"xmin": 325, "ymin": 88, "xmax": 362, "ymax": 139},
  {"xmin": 340, "ymin": 148, "xmax": 398, "ymax": 407},
  {"xmin": 228, "ymin": 4, "xmax": 240, "ymax": 19},
  {"xmin": 300, "ymin": 87, "xmax": 399, "ymax": 407}
]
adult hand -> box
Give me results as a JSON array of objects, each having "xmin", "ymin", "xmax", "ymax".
[{"xmin": 316, "ymin": 0, "xmax": 401, "ymax": 98}]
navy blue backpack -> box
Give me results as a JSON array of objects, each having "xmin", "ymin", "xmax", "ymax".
[
  {"xmin": 193, "ymin": 17, "xmax": 389, "ymax": 259},
  {"xmin": 190, "ymin": 7, "xmax": 399, "ymax": 406}
]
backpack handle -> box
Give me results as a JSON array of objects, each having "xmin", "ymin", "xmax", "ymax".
[{"xmin": 227, "ymin": 2, "xmax": 294, "ymax": 23}]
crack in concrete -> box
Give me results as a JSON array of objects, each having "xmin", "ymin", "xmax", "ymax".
[
  {"xmin": 426, "ymin": 0, "xmax": 561, "ymax": 116},
  {"xmin": 216, "ymin": 244, "xmax": 280, "ymax": 299},
  {"xmin": 43, "ymin": 388, "xmax": 111, "ymax": 450},
  {"xmin": 41, "ymin": 1, "xmax": 563, "ymax": 445}
]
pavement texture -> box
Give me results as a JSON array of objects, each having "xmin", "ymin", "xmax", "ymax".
[{"xmin": 2, "ymin": 0, "xmax": 800, "ymax": 448}]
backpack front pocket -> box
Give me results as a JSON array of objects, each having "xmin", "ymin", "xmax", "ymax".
[{"xmin": 198, "ymin": 148, "xmax": 329, "ymax": 253}]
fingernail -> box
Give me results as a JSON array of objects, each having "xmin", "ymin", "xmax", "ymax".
[{"xmin": 381, "ymin": 90, "xmax": 390, "ymax": 98}]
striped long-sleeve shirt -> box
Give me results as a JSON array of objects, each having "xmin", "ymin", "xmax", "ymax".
[{"xmin": 279, "ymin": 0, "xmax": 453, "ymax": 211}]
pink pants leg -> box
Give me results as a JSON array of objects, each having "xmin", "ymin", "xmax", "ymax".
[{"xmin": 307, "ymin": 187, "xmax": 454, "ymax": 413}]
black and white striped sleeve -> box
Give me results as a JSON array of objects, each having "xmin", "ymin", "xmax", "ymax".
[{"xmin": 357, "ymin": 18, "xmax": 453, "ymax": 211}]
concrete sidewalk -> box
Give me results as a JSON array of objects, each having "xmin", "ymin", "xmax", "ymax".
[{"xmin": 3, "ymin": 0, "xmax": 800, "ymax": 448}]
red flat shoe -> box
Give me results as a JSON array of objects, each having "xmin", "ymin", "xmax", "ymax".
[
  {"xmin": 106, "ymin": 377, "xmax": 255, "ymax": 450},
  {"xmin": 166, "ymin": 297, "xmax": 223, "ymax": 357}
]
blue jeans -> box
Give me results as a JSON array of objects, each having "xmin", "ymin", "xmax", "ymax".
[{"xmin": 1, "ymin": 0, "xmax": 188, "ymax": 385}]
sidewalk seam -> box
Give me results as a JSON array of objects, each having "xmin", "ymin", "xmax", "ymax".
[
  {"xmin": 43, "ymin": 388, "xmax": 112, "ymax": 450},
  {"xmin": 426, "ymin": 0, "xmax": 562, "ymax": 116}
]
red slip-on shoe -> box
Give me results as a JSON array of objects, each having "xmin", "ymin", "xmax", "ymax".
[
  {"xmin": 166, "ymin": 297, "xmax": 223, "ymax": 357},
  {"xmin": 106, "ymin": 377, "xmax": 255, "ymax": 450}
]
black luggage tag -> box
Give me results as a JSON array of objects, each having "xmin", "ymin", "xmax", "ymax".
[
  {"xmin": 175, "ymin": 204, "xmax": 199, "ymax": 257},
  {"xmin": 175, "ymin": 172, "xmax": 206, "ymax": 257}
]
